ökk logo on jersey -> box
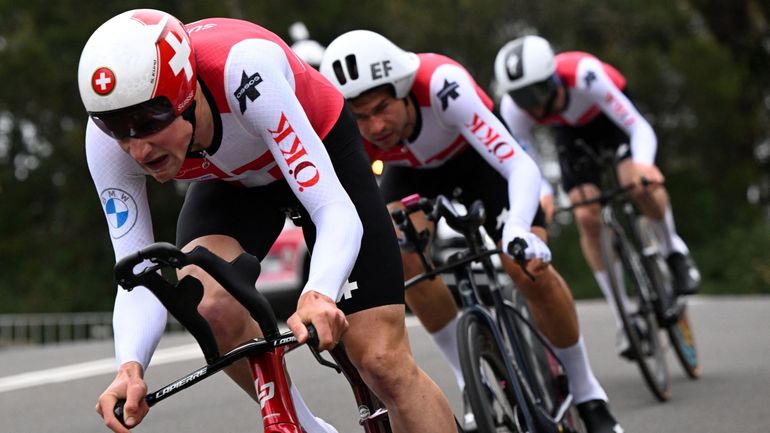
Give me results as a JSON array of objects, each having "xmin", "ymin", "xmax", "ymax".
[
  {"xmin": 466, "ymin": 114, "xmax": 515, "ymax": 163},
  {"xmin": 100, "ymin": 188, "xmax": 138, "ymax": 239},
  {"xmin": 268, "ymin": 112, "xmax": 320, "ymax": 191}
]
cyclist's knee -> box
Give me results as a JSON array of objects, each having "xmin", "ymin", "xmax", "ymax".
[
  {"xmin": 512, "ymin": 266, "xmax": 567, "ymax": 303},
  {"xmin": 573, "ymin": 206, "xmax": 602, "ymax": 238},
  {"xmin": 190, "ymin": 274, "xmax": 255, "ymax": 346},
  {"xmin": 357, "ymin": 345, "xmax": 419, "ymax": 401}
]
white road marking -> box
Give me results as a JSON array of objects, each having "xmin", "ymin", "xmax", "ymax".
[{"xmin": 0, "ymin": 316, "xmax": 423, "ymax": 393}]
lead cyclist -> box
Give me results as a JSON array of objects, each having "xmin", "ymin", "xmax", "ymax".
[{"xmin": 78, "ymin": 9, "xmax": 458, "ymax": 433}]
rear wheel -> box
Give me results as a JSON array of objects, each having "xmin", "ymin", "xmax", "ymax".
[
  {"xmin": 667, "ymin": 306, "xmax": 701, "ymax": 378},
  {"xmin": 637, "ymin": 217, "xmax": 701, "ymax": 380},
  {"xmin": 600, "ymin": 222, "xmax": 672, "ymax": 401},
  {"xmin": 458, "ymin": 312, "xmax": 523, "ymax": 433}
]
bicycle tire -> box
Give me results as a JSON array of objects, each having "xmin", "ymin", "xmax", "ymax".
[
  {"xmin": 666, "ymin": 305, "xmax": 701, "ymax": 379},
  {"xmin": 636, "ymin": 217, "xmax": 701, "ymax": 380},
  {"xmin": 600, "ymin": 222, "xmax": 672, "ymax": 401},
  {"xmin": 458, "ymin": 312, "xmax": 524, "ymax": 433},
  {"xmin": 501, "ymin": 296, "xmax": 587, "ymax": 433}
]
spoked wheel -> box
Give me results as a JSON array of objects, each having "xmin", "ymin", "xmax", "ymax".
[
  {"xmin": 458, "ymin": 312, "xmax": 524, "ymax": 433},
  {"xmin": 600, "ymin": 223, "xmax": 672, "ymax": 401},
  {"xmin": 503, "ymin": 294, "xmax": 586, "ymax": 433}
]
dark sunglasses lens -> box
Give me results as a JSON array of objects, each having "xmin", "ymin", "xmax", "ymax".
[
  {"xmin": 510, "ymin": 78, "xmax": 557, "ymax": 110},
  {"xmin": 91, "ymin": 97, "xmax": 176, "ymax": 140}
]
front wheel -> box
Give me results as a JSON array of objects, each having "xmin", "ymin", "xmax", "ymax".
[
  {"xmin": 458, "ymin": 312, "xmax": 523, "ymax": 433},
  {"xmin": 501, "ymin": 296, "xmax": 586, "ymax": 433},
  {"xmin": 600, "ymin": 222, "xmax": 672, "ymax": 401}
]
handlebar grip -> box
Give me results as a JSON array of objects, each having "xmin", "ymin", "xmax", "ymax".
[
  {"xmin": 507, "ymin": 238, "xmax": 528, "ymax": 262},
  {"xmin": 113, "ymin": 400, "xmax": 128, "ymax": 427},
  {"xmin": 306, "ymin": 324, "xmax": 320, "ymax": 350}
]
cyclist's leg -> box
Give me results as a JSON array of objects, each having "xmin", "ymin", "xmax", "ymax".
[
  {"xmin": 315, "ymin": 106, "xmax": 457, "ymax": 431},
  {"xmin": 617, "ymin": 159, "xmax": 700, "ymax": 294},
  {"xmin": 498, "ymin": 222, "xmax": 609, "ymax": 404},
  {"xmin": 496, "ymin": 216, "xmax": 622, "ymax": 431},
  {"xmin": 568, "ymin": 184, "xmax": 633, "ymax": 331},
  {"xmin": 558, "ymin": 124, "xmax": 634, "ymax": 342},
  {"xmin": 176, "ymin": 181, "xmax": 289, "ymax": 401},
  {"xmin": 379, "ymin": 164, "xmax": 465, "ymax": 392},
  {"xmin": 344, "ymin": 305, "xmax": 456, "ymax": 432}
]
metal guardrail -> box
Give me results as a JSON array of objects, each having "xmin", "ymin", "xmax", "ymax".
[{"xmin": 0, "ymin": 313, "xmax": 185, "ymax": 347}]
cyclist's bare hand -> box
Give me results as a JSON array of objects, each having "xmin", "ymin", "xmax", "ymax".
[
  {"xmin": 95, "ymin": 361, "xmax": 148, "ymax": 433},
  {"xmin": 632, "ymin": 162, "xmax": 665, "ymax": 186},
  {"xmin": 524, "ymin": 258, "xmax": 550, "ymax": 277},
  {"xmin": 288, "ymin": 290, "xmax": 348, "ymax": 351}
]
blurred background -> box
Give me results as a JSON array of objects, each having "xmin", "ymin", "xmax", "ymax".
[{"xmin": 0, "ymin": 0, "xmax": 767, "ymax": 336}]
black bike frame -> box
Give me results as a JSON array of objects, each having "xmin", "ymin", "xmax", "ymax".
[{"xmin": 397, "ymin": 196, "xmax": 575, "ymax": 432}]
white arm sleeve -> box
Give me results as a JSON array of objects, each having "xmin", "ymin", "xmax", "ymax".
[
  {"xmin": 499, "ymin": 94, "xmax": 553, "ymax": 198},
  {"xmin": 433, "ymin": 65, "xmax": 542, "ymax": 231},
  {"xmin": 226, "ymin": 40, "xmax": 362, "ymax": 302},
  {"xmin": 578, "ymin": 58, "xmax": 658, "ymax": 165},
  {"xmin": 85, "ymin": 120, "xmax": 167, "ymax": 369}
]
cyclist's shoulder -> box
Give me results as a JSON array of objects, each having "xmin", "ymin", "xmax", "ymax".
[{"xmin": 413, "ymin": 54, "xmax": 492, "ymax": 119}]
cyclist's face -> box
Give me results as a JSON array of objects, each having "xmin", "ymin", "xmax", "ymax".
[
  {"xmin": 524, "ymin": 84, "xmax": 567, "ymax": 120},
  {"xmin": 117, "ymin": 115, "xmax": 191, "ymax": 183},
  {"xmin": 349, "ymin": 88, "xmax": 414, "ymax": 151}
]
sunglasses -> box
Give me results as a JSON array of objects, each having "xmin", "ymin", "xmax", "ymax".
[
  {"xmin": 90, "ymin": 97, "xmax": 177, "ymax": 140},
  {"xmin": 508, "ymin": 75, "xmax": 560, "ymax": 111}
]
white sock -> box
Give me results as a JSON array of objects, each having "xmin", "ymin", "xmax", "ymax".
[
  {"xmin": 430, "ymin": 315, "xmax": 465, "ymax": 390},
  {"xmin": 648, "ymin": 205, "xmax": 689, "ymax": 256},
  {"xmin": 594, "ymin": 269, "xmax": 632, "ymax": 329},
  {"xmin": 290, "ymin": 383, "xmax": 339, "ymax": 433},
  {"xmin": 551, "ymin": 337, "xmax": 608, "ymax": 404}
]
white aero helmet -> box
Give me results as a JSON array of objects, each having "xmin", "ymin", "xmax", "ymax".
[
  {"xmin": 320, "ymin": 30, "xmax": 419, "ymax": 100},
  {"xmin": 291, "ymin": 39, "xmax": 326, "ymax": 69},
  {"xmin": 77, "ymin": 9, "xmax": 197, "ymax": 140},
  {"xmin": 494, "ymin": 35, "xmax": 560, "ymax": 111}
]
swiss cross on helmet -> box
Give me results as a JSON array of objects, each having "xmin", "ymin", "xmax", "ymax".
[
  {"xmin": 320, "ymin": 30, "xmax": 419, "ymax": 100},
  {"xmin": 77, "ymin": 9, "xmax": 197, "ymax": 140}
]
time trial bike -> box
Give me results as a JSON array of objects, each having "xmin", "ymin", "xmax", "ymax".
[
  {"xmin": 393, "ymin": 194, "xmax": 585, "ymax": 433},
  {"xmin": 111, "ymin": 241, "xmax": 392, "ymax": 432},
  {"xmin": 563, "ymin": 143, "xmax": 700, "ymax": 401}
]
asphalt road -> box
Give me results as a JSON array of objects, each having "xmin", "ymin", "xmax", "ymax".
[{"xmin": 1, "ymin": 295, "xmax": 769, "ymax": 433}]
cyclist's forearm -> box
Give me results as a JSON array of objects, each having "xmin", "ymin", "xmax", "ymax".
[
  {"xmin": 302, "ymin": 200, "xmax": 363, "ymax": 301},
  {"xmin": 113, "ymin": 286, "xmax": 167, "ymax": 369}
]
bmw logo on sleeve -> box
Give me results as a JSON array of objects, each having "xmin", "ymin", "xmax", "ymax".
[{"xmin": 100, "ymin": 188, "xmax": 138, "ymax": 239}]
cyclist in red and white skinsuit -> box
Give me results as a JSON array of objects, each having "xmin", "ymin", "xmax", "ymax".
[
  {"xmin": 321, "ymin": 30, "xmax": 623, "ymax": 433},
  {"xmin": 79, "ymin": 10, "xmax": 458, "ymax": 433},
  {"xmin": 495, "ymin": 35, "xmax": 701, "ymax": 359}
]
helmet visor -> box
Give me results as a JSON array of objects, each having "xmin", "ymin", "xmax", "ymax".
[
  {"xmin": 509, "ymin": 76, "xmax": 560, "ymax": 110},
  {"xmin": 90, "ymin": 97, "xmax": 177, "ymax": 140}
]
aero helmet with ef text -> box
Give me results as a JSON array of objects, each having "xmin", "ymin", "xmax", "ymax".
[
  {"xmin": 77, "ymin": 9, "xmax": 197, "ymax": 140},
  {"xmin": 494, "ymin": 35, "xmax": 560, "ymax": 111},
  {"xmin": 320, "ymin": 30, "xmax": 420, "ymax": 100}
]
